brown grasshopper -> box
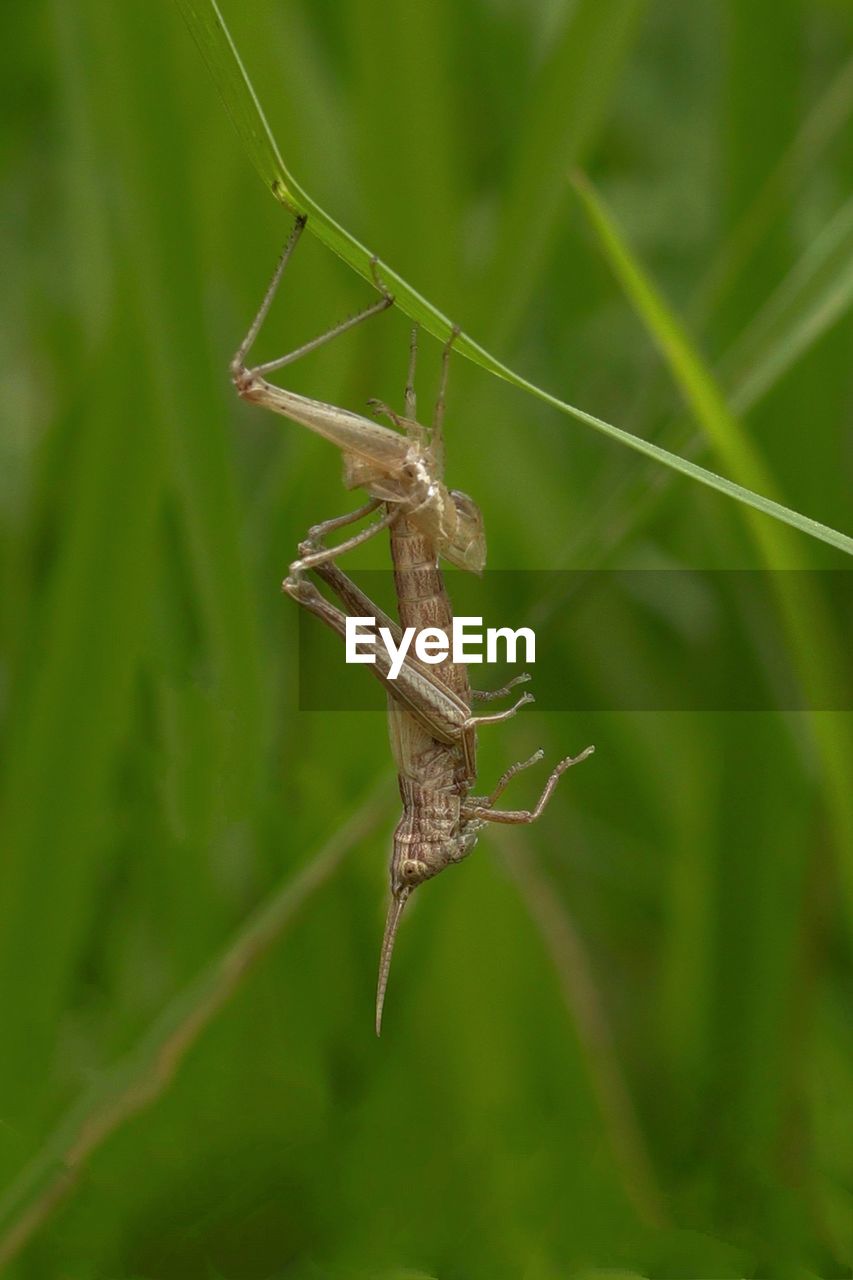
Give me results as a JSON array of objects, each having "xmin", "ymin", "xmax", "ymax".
[
  {"xmin": 231, "ymin": 213, "xmax": 485, "ymax": 574},
  {"xmin": 286, "ymin": 531, "xmax": 593, "ymax": 1032},
  {"xmin": 233, "ymin": 215, "xmax": 594, "ymax": 1031}
]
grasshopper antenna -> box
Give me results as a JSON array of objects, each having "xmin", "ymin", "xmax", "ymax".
[{"xmin": 376, "ymin": 893, "xmax": 408, "ymax": 1035}]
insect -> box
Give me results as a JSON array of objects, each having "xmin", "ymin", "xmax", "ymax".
[
  {"xmin": 285, "ymin": 540, "xmax": 593, "ymax": 1032},
  {"xmin": 231, "ymin": 213, "xmax": 485, "ymax": 573},
  {"xmin": 234, "ymin": 214, "xmax": 594, "ymax": 1031}
]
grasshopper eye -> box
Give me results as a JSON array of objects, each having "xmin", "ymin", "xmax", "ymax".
[{"xmin": 402, "ymin": 859, "xmax": 424, "ymax": 882}]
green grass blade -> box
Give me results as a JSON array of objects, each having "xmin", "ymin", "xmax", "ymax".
[
  {"xmin": 563, "ymin": 192, "xmax": 853, "ymax": 570},
  {"xmin": 497, "ymin": 369, "xmax": 852, "ymax": 557},
  {"xmin": 571, "ymin": 172, "xmax": 853, "ymax": 556},
  {"xmin": 573, "ymin": 169, "xmax": 853, "ymax": 926},
  {"xmin": 174, "ymin": 0, "xmax": 293, "ymax": 203},
  {"xmin": 174, "ymin": 0, "xmax": 853, "ymax": 559},
  {"xmin": 564, "ymin": 58, "xmax": 853, "ymax": 569},
  {"xmin": 572, "ymin": 172, "xmax": 792, "ymax": 506}
]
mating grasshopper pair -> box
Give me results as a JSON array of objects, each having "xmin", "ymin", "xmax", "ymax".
[{"xmin": 232, "ymin": 215, "xmax": 594, "ymax": 1032}]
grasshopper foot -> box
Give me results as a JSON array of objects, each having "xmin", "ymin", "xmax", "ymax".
[{"xmin": 367, "ymin": 397, "xmax": 403, "ymax": 427}]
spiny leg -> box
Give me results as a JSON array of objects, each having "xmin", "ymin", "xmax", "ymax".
[
  {"xmin": 366, "ymin": 398, "xmax": 403, "ymax": 427},
  {"xmin": 367, "ymin": 324, "xmax": 427, "ymax": 450},
  {"xmin": 478, "ymin": 750, "xmax": 545, "ymax": 807},
  {"xmin": 283, "ymin": 503, "xmax": 403, "ymax": 642},
  {"xmin": 282, "ymin": 561, "xmax": 469, "ymax": 750},
  {"xmin": 367, "ymin": 324, "xmax": 423, "ymax": 445},
  {"xmin": 232, "ymin": 214, "xmax": 307, "ymax": 372},
  {"xmin": 293, "ymin": 497, "xmax": 380, "ymax": 570},
  {"xmin": 405, "ymin": 325, "xmax": 419, "ymax": 419},
  {"xmin": 232, "ymin": 215, "xmax": 394, "ymax": 384},
  {"xmin": 462, "ymin": 746, "xmax": 595, "ymax": 825},
  {"xmin": 251, "ymin": 292, "xmax": 393, "ymax": 380},
  {"xmin": 431, "ymin": 324, "xmax": 460, "ymax": 475},
  {"xmin": 310, "ymin": 556, "xmax": 399, "ymax": 638},
  {"xmin": 285, "ymin": 528, "xmax": 400, "ymax": 639},
  {"xmin": 286, "ymin": 499, "xmax": 402, "ymax": 577},
  {"xmin": 282, "ymin": 563, "xmax": 386, "ymax": 657},
  {"xmin": 467, "ymin": 689, "xmax": 535, "ymax": 730},
  {"xmin": 471, "ymin": 672, "xmax": 532, "ymax": 703}
]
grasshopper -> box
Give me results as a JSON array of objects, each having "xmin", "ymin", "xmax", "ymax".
[
  {"xmin": 286, "ymin": 533, "xmax": 593, "ymax": 1033},
  {"xmin": 234, "ymin": 215, "xmax": 594, "ymax": 1031},
  {"xmin": 231, "ymin": 213, "xmax": 485, "ymax": 574}
]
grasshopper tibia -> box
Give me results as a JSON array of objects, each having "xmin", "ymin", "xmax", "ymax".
[
  {"xmin": 463, "ymin": 745, "xmax": 595, "ymax": 826},
  {"xmin": 471, "ymin": 672, "xmax": 533, "ymax": 702}
]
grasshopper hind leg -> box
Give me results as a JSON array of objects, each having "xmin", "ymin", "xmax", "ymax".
[
  {"xmin": 462, "ymin": 746, "xmax": 595, "ymax": 826},
  {"xmin": 471, "ymin": 672, "xmax": 532, "ymax": 702},
  {"xmin": 286, "ymin": 498, "xmax": 401, "ymax": 578},
  {"xmin": 479, "ymin": 750, "xmax": 545, "ymax": 806},
  {"xmin": 232, "ymin": 214, "xmax": 307, "ymax": 375},
  {"xmin": 468, "ymin": 689, "xmax": 536, "ymax": 730},
  {"xmin": 232, "ymin": 213, "xmax": 394, "ymax": 390}
]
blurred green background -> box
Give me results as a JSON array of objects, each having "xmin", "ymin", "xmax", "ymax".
[{"xmin": 1, "ymin": 0, "xmax": 852, "ymax": 1275}]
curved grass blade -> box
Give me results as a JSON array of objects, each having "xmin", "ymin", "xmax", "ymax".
[
  {"xmin": 572, "ymin": 169, "xmax": 853, "ymax": 927},
  {"xmin": 571, "ymin": 171, "xmax": 821, "ymax": 526},
  {"xmin": 559, "ymin": 192, "xmax": 853, "ymax": 570},
  {"xmin": 174, "ymin": 0, "xmax": 853, "ymax": 559}
]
